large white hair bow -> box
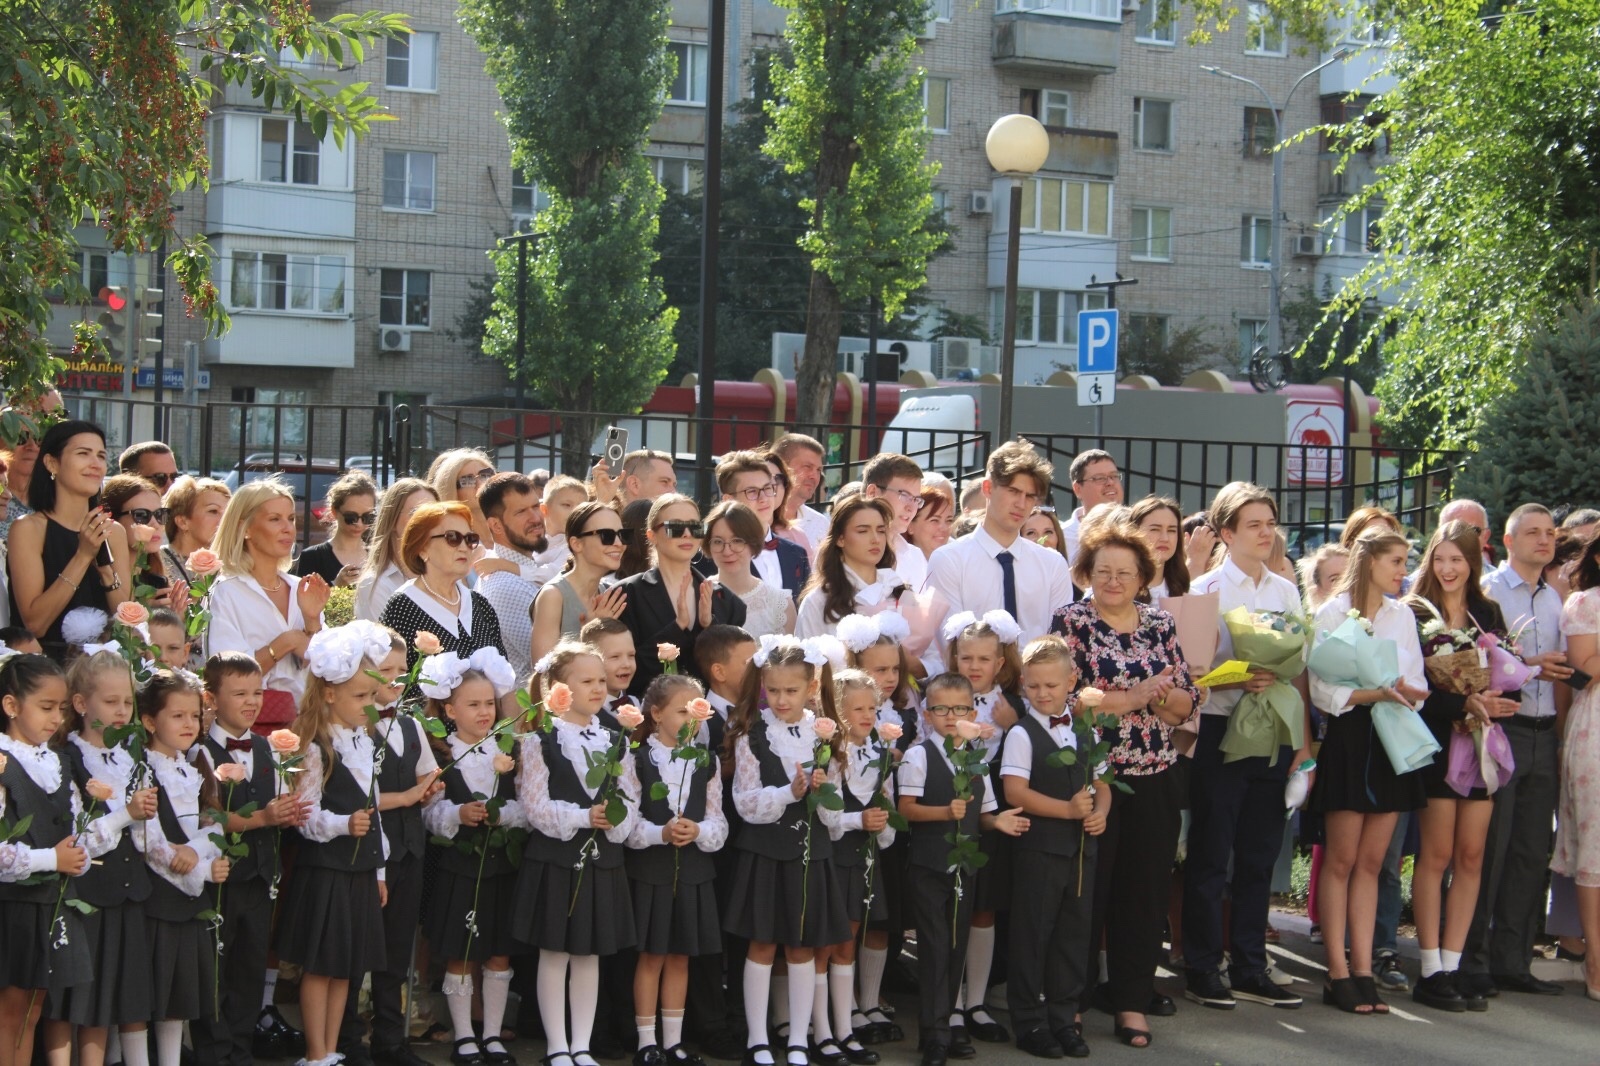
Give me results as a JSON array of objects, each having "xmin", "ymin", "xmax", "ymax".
[
  {"xmin": 306, "ymin": 621, "xmax": 394, "ymax": 684},
  {"xmin": 836, "ymin": 614, "xmax": 882, "ymax": 654}
]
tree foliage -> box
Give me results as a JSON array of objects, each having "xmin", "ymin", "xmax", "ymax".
[
  {"xmin": 461, "ymin": 0, "xmax": 679, "ymax": 476},
  {"xmin": 1117, "ymin": 320, "xmax": 1227, "ymax": 386},
  {"xmin": 0, "ymin": 0, "xmax": 408, "ymax": 420},
  {"xmin": 765, "ymin": 0, "xmax": 945, "ymax": 424}
]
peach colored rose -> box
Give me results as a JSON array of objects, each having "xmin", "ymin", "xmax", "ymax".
[
  {"xmin": 813, "ymin": 717, "xmax": 837, "ymax": 741},
  {"xmin": 657, "ymin": 643, "xmax": 680, "ymax": 663},
  {"xmin": 545, "ymin": 682, "xmax": 573, "ymax": 714},
  {"xmin": 115, "ymin": 601, "xmax": 150, "ymax": 627},
  {"xmin": 686, "ymin": 698, "xmax": 714, "ymax": 721},
  {"xmin": 877, "ymin": 722, "xmax": 903, "ymax": 742},
  {"xmin": 185, "ymin": 548, "xmax": 221, "ymax": 576},
  {"xmin": 213, "ymin": 762, "xmax": 248, "ymax": 784},
  {"xmin": 84, "ymin": 778, "xmax": 115, "ymax": 803},
  {"xmin": 492, "ymin": 753, "xmax": 515, "ymax": 775},
  {"xmin": 954, "ymin": 719, "xmax": 983, "ymax": 741},
  {"xmin": 1077, "ymin": 686, "xmax": 1105, "ymax": 708},
  {"xmin": 616, "ymin": 705, "xmax": 646, "ymax": 731},
  {"xmin": 267, "ymin": 729, "xmax": 301, "ymax": 753},
  {"xmin": 414, "ymin": 631, "xmax": 443, "ymax": 656}
]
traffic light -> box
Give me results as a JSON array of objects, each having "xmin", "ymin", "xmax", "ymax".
[
  {"xmin": 139, "ymin": 287, "xmax": 164, "ymax": 358},
  {"xmin": 97, "ymin": 286, "xmax": 130, "ymax": 364}
]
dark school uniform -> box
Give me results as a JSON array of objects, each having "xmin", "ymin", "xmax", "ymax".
[
  {"xmin": 144, "ymin": 749, "xmax": 224, "ymax": 1023},
  {"xmin": 969, "ymin": 686, "xmax": 1015, "ymax": 914},
  {"xmin": 833, "ymin": 737, "xmax": 897, "ymax": 925},
  {"xmin": 627, "ymin": 734, "xmax": 727, "ymax": 956},
  {"xmin": 424, "ymin": 736, "xmax": 527, "ymax": 960}
]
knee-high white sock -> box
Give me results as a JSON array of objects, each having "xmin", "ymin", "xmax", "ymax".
[
  {"xmin": 119, "ymin": 1029, "xmax": 150, "ymax": 1066},
  {"xmin": 743, "ymin": 959, "xmax": 773, "ymax": 1056},
  {"xmin": 773, "ymin": 971, "xmax": 789, "ymax": 1029},
  {"xmin": 538, "ymin": 951, "xmax": 572, "ymax": 1054},
  {"xmin": 569, "ymin": 955, "xmax": 601, "ymax": 1055},
  {"xmin": 965, "ymin": 926, "xmax": 995, "ymax": 1020},
  {"xmin": 787, "ymin": 968, "xmax": 814, "ymax": 1050},
  {"xmin": 811, "ymin": 972, "xmax": 832, "ymax": 1044},
  {"xmin": 481, "ymin": 968, "xmax": 513, "ymax": 1048},
  {"xmin": 443, "ymin": 971, "xmax": 478, "ymax": 1049},
  {"xmin": 154, "ymin": 1020, "xmax": 184, "ymax": 1066},
  {"xmin": 857, "ymin": 946, "xmax": 887, "ymax": 1013},
  {"xmin": 259, "ymin": 969, "xmax": 278, "ymax": 1014},
  {"xmin": 661, "ymin": 1008, "xmax": 685, "ymax": 1050},
  {"xmin": 830, "ymin": 964, "xmax": 855, "ymax": 1042}
]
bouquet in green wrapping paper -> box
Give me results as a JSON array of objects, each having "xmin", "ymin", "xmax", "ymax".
[
  {"xmin": 1217, "ymin": 607, "xmax": 1307, "ymax": 764},
  {"xmin": 1308, "ymin": 614, "xmax": 1440, "ymax": 775}
]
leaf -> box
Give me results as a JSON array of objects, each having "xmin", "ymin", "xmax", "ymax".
[
  {"xmin": 887, "ymin": 811, "xmax": 908, "ymax": 831},
  {"xmin": 604, "ymin": 795, "xmax": 627, "ymax": 827},
  {"xmin": 421, "ymin": 717, "xmax": 448, "ymax": 738},
  {"xmin": 648, "ymin": 781, "xmax": 669, "ymax": 801},
  {"xmin": 64, "ymin": 897, "xmax": 97, "ymax": 915},
  {"xmin": 585, "ymin": 764, "xmax": 609, "ymax": 790}
]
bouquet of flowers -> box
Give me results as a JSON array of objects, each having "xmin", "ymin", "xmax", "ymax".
[
  {"xmin": 1308, "ymin": 614, "xmax": 1439, "ymax": 774},
  {"xmin": 1414, "ymin": 604, "xmax": 1493, "ymax": 696},
  {"xmin": 1217, "ymin": 607, "xmax": 1308, "ymax": 764}
]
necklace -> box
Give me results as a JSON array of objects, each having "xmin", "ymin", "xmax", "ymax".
[
  {"xmin": 257, "ymin": 572, "xmax": 285, "ymax": 593},
  {"xmin": 420, "ymin": 575, "xmax": 461, "ymax": 607}
]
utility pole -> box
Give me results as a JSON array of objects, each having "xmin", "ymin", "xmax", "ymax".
[{"xmin": 694, "ymin": 0, "xmax": 728, "ymax": 508}]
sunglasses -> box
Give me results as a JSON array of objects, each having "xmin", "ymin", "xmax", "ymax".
[
  {"xmin": 573, "ymin": 527, "xmax": 634, "ymax": 546},
  {"xmin": 145, "ymin": 472, "xmax": 176, "ymax": 489},
  {"xmin": 342, "ymin": 510, "xmax": 377, "ymax": 526},
  {"xmin": 656, "ymin": 520, "xmax": 706, "ymax": 539},
  {"xmin": 118, "ymin": 507, "xmax": 170, "ymax": 525},
  {"xmin": 455, "ymin": 469, "xmax": 495, "ymax": 489},
  {"xmin": 430, "ymin": 530, "xmax": 482, "ymax": 549}
]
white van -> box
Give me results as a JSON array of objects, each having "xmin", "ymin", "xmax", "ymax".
[{"xmin": 878, "ymin": 393, "xmax": 981, "ymax": 480}]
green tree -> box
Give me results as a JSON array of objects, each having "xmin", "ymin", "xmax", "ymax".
[
  {"xmin": 1453, "ymin": 298, "xmax": 1600, "ymax": 519},
  {"xmin": 765, "ymin": 0, "xmax": 945, "ymax": 424},
  {"xmin": 461, "ymin": 0, "xmax": 678, "ymax": 476},
  {"xmin": 0, "ymin": 0, "xmax": 407, "ymax": 428},
  {"xmin": 1116, "ymin": 320, "xmax": 1227, "ymax": 386}
]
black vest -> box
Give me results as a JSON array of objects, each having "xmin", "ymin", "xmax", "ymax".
[
  {"xmin": 521, "ymin": 727, "xmax": 625, "ymax": 870},
  {"xmin": 0, "ymin": 749, "xmax": 75, "ymax": 905},
  {"xmin": 373, "ymin": 716, "xmax": 427, "ymax": 862},
  {"xmin": 435, "ymin": 754, "xmax": 520, "ymax": 878},
  {"xmin": 196, "ymin": 732, "xmax": 280, "ymax": 885},
  {"xmin": 1005, "ymin": 714, "xmax": 1088, "ymax": 857},
  {"xmin": 295, "ymin": 745, "xmax": 385, "ymax": 872},
  {"xmin": 61, "ymin": 742, "xmax": 150, "ymax": 907},
  {"xmin": 627, "ymin": 743, "xmax": 717, "ymax": 886},
  {"xmin": 834, "ymin": 744, "xmax": 890, "ymax": 871},
  {"xmin": 145, "ymin": 764, "xmax": 212, "ymax": 922},
  {"xmin": 906, "ymin": 738, "xmax": 986, "ymax": 872},
  {"xmin": 732, "ymin": 718, "xmax": 833, "ymax": 863}
]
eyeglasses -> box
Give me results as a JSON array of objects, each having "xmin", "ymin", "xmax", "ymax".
[
  {"xmin": 735, "ymin": 483, "xmax": 781, "ymax": 503},
  {"xmin": 656, "ymin": 520, "xmax": 706, "ymax": 539},
  {"xmin": 430, "ymin": 530, "xmax": 483, "ymax": 549},
  {"xmin": 455, "ymin": 469, "xmax": 495, "ymax": 489},
  {"xmin": 145, "ymin": 472, "xmax": 175, "ymax": 489},
  {"xmin": 709, "ymin": 536, "xmax": 749, "ymax": 553},
  {"xmin": 926, "ymin": 704, "xmax": 975, "ymax": 717},
  {"xmin": 892, "ymin": 489, "xmax": 927, "ymax": 511},
  {"xmin": 573, "ymin": 527, "xmax": 634, "ymax": 546},
  {"xmin": 342, "ymin": 510, "xmax": 377, "ymax": 526},
  {"xmin": 1078, "ymin": 473, "xmax": 1122, "ymax": 487},
  {"xmin": 118, "ymin": 507, "xmax": 170, "ymax": 525},
  {"xmin": 1090, "ymin": 569, "xmax": 1138, "ymax": 585}
]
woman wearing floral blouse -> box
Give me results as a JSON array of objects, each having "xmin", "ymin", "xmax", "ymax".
[{"xmin": 1051, "ymin": 519, "xmax": 1199, "ymax": 1047}]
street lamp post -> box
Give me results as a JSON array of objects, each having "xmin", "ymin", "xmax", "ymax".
[
  {"xmin": 1202, "ymin": 48, "xmax": 1353, "ymax": 372},
  {"xmin": 985, "ymin": 114, "xmax": 1050, "ymax": 445}
]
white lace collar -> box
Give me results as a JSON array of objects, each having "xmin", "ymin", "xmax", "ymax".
[
  {"xmin": 552, "ymin": 716, "xmax": 613, "ymax": 795},
  {"xmin": 446, "ymin": 733, "xmax": 505, "ymax": 799},
  {"xmin": 68, "ymin": 732, "xmax": 135, "ymax": 796},
  {"xmin": 149, "ymin": 748, "xmax": 201, "ymax": 821},
  {"xmin": 646, "ymin": 734, "xmax": 697, "ymax": 815},
  {"xmin": 330, "ymin": 724, "xmax": 376, "ymax": 796},
  {"xmin": 397, "ymin": 578, "xmax": 476, "ymax": 637},
  {"xmin": 758, "ymin": 706, "xmax": 819, "ymax": 766},
  {"xmin": 876, "ymin": 699, "xmax": 905, "ymax": 729},
  {"xmin": 0, "ymin": 733, "xmax": 63, "ymax": 793},
  {"xmin": 844, "ymin": 737, "xmax": 885, "ymax": 805}
]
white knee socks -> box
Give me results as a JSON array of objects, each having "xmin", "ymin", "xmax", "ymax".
[
  {"xmin": 786, "ymin": 969, "xmax": 813, "ymax": 1051},
  {"xmin": 482, "ymin": 968, "xmax": 513, "ymax": 1050},
  {"xmin": 569, "ymin": 954, "xmax": 600, "ymax": 1058},
  {"xmin": 743, "ymin": 959, "xmax": 774, "ymax": 1063},
  {"xmin": 830, "ymin": 964, "xmax": 855, "ymax": 1043},
  {"xmin": 153, "ymin": 1020, "xmax": 184, "ymax": 1066},
  {"xmin": 810, "ymin": 972, "xmax": 832, "ymax": 1044},
  {"xmin": 443, "ymin": 971, "xmax": 478, "ymax": 1052},
  {"xmin": 965, "ymin": 926, "xmax": 995, "ymax": 1021}
]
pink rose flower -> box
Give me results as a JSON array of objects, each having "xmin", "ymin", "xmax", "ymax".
[
  {"xmin": 84, "ymin": 778, "xmax": 115, "ymax": 803},
  {"xmin": 213, "ymin": 762, "xmax": 249, "ymax": 784},
  {"xmin": 1077, "ymin": 686, "xmax": 1106, "ymax": 708},
  {"xmin": 545, "ymin": 682, "xmax": 573, "ymax": 714},
  {"xmin": 616, "ymin": 705, "xmax": 646, "ymax": 731},
  {"xmin": 414, "ymin": 631, "xmax": 443, "ymax": 656},
  {"xmin": 686, "ymin": 698, "xmax": 714, "ymax": 721},
  {"xmin": 185, "ymin": 548, "xmax": 221, "ymax": 576},
  {"xmin": 657, "ymin": 643, "xmax": 680, "ymax": 663},
  {"xmin": 267, "ymin": 729, "xmax": 301, "ymax": 754},
  {"xmin": 877, "ymin": 722, "xmax": 903, "ymax": 742},
  {"xmin": 813, "ymin": 717, "xmax": 837, "ymax": 741},
  {"xmin": 492, "ymin": 753, "xmax": 515, "ymax": 775},
  {"xmin": 954, "ymin": 719, "xmax": 983, "ymax": 741},
  {"xmin": 115, "ymin": 601, "xmax": 150, "ymax": 627}
]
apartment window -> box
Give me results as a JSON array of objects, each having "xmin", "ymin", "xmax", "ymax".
[
  {"xmin": 1244, "ymin": 106, "xmax": 1276, "ymax": 158},
  {"xmin": 230, "ymin": 252, "xmax": 345, "ymax": 314},
  {"xmin": 651, "ymin": 156, "xmax": 704, "ymax": 194},
  {"xmin": 1133, "ymin": 98, "xmax": 1172, "ymax": 151},
  {"xmin": 230, "ymin": 387, "xmax": 309, "ymax": 449},
  {"xmin": 1130, "ymin": 207, "xmax": 1172, "ymax": 261},
  {"xmin": 996, "ymin": 0, "xmax": 1118, "ymax": 21},
  {"xmin": 1240, "ymin": 215, "xmax": 1272, "ymax": 267},
  {"xmin": 260, "ymin": 118, "xmax": 321, "ymax": 185},
  {"xmin": 924, "ymin": 76, "xmax": 951, "ymax": 133},
  {"xmin": 383, "ymin": 150, "xmax": 436, "ymax": 211},
  {"xmin": 72, "ymin": 252, "xmax": 110, "ymax": 297},
  {"xmin": 1245, "ymin": 1, "xmax": 1286, "ymax": 55},
  {"xmin": 1239, "ymin": 318, "xmax": 1267, "ymax": 364},
  {"xmin": 929, "ymin": 0, "xmax": 953, "ymax": 18},
  {"xmin": 511, "ymin": 168, "xmax": 550, "ymax": 224},
  {"xmin": 1135, "ymin": 0, "xmax": 1176, "ymax": 43},
  {"xmin": 1344, "ymin": 0, "xmax": 1391, "ymax": 44},
  {"xmin": 386, "ymin": 32, "xmax": 438, "ymax": 91},
  {"xmin": 989, "ymin": 288, "xmax": 1108, "ymax": 345},
  {"xmin": 1020, "ymin": 88, "xmax": 1071, "ymax": 127},
  {"xmin": 668, "ymin": 42, "xmax": 709, "ymax": 105},
  {"xmin": 1330, "ymin": 203, "xmax": 1384, "ymax": 254},
  {"xmin": 1020, "ymin": 176, "xmax": 1111, "ymax": 236},
  {"xmin": 931, "ymin": 189, "xmax": 949, "ymax": 218},
  {"xmin": 380, "ymin": 268, "xmax": 431, "ymax": 328}
]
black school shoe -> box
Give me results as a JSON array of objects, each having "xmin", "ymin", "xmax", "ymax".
[
  {"xmin": 1014, "ymin": 1027, "xmax": 1063, "ymax": 1060},
  {"xmin": 1230, "ymin": 972, "xmax": 1302, "ymax": 1008},
  {"xmin": 1183, "ymin": 970, "xmax": 1235, "ymax": 1010},
  {"xmin": 1412, "ymin": 971, "xmax": 1467, "ymax": 1013},
  {"xmin": 962, "ymin": 1009, "xmax": 1009, "ymax": 1043},
  {"xmin": 1053, "ymin": 1024, "xmax": 1090, "ymax": 1060},
  {"xmin": 255, "ymin": 1006, "xmax": 307, "ymax": 1059}
]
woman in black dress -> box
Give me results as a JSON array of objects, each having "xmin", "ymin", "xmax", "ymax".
[{"xmin": 294, "ymin": 471, "xmax": 378, "ymax": 587}]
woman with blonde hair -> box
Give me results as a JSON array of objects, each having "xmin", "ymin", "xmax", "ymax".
[
  {"xmin": 428, "ymin": 448, "xmax": 497, "ymax": 546},
  {"xmin": 160, "ymin": 475, "xmax": 231, "ymax": 585},
  {"xmin": 354, "ymin": 477, "xmax": 438, "ymax": 621}
]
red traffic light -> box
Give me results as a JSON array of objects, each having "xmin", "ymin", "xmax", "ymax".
[{"xmin": 100, "ymin": 287, "xmax": 127, "ymax": 311}]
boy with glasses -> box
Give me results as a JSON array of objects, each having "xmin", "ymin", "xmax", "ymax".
[
  {"xmin": 862, "ymin": 453, "xmax": 930, "ymax": 591},
  {"xmin": 716, "ymin": 450, "xmax": 810, "ymax": 602}
]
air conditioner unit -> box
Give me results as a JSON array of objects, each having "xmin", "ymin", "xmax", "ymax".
[
  {"xmin": 935, "ymin": 337, "xmax": 981, "ymax": 378},
  {"xmin": 1292, "ymin": 234, "xmax": 1321, "ymax": 257},
  {"xmin": 968, "ymin": 191, "xmax": 993, "ymax": 216},
  {"xmin": 1121, "ymin": 0, "xmax": 1141, "ymax": 12},
  {"xmin": 378, "ymin": 327, "xmax": 412, "ymax": 353}
]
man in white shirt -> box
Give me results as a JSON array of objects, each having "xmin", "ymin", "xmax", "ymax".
[
  {"xmin": 717, "ymin": 450, "xmax": 810, "ymax": 600},
  {"xmin": 475, "ymin": 473, "xmax": 543, "ymax": 692},
  {"xmin": 775, "ymin": 433, "xmax": 832, "ymax": 553},
  {"xmin": 1181, "ymin": 481, "xmax": 1310, "ymax": 1011},
  {"xmin": 861, "ymin": 452, "xmax": 929, "ymax": 592},
  {"xmin": 1060, "ymin": 449, "xmax": 1124, "ymax": 568},
  {"xmin": 924, "ymin": 441, "xmax": 1076, "ymax": 673}
]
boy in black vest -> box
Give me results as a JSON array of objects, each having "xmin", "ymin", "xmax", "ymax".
[
  {"xmin": 192, "ymin": 652, "xmax": 313, "ymax": 1064},
  {"xmin": 1000, "ymin": 637, "xmax": 1109, "ymax": 1059},
  {"xmin": 898, "ymin": 673, "xmax": 1029, "ymax": 1066}
]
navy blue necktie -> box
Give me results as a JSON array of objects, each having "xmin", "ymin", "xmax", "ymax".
[{"xmin": 996, "ymin": 550, "xmax": 1018, "ymax": 619}]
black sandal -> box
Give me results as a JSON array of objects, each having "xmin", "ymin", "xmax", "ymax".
[
  {"xmin": 1353, "ymin": 976, "xmax": 1390, "ymax": 1014},
  {"xmin": 1322, "ymin": 977, "xmax": 1372, "ymax": 1014},
  {"xmin": 1114, "ymin": 1025, "xmax": 1152, "ymax": 1049},
  {"xmin": 741, "ymin": 1044, "xmax": 774, "ymax": 1066},
  {"xmin": 481, "ymin": 1036, "xmax": 516, "ymax": 1064}
]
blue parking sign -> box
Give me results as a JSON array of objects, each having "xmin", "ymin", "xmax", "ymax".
[{"xmin": 1078, "ymin": 308, "xmax": 1119, "ymax": 375}]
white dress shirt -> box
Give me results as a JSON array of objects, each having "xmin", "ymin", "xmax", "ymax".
[
  {"xmin": 1189, "ymin": 556, "xmax": 1304, "ymax": 717},
  {"xmin": 752, "ymin": 534, "xmax": 785, "ymax": 595},
  {"xmin": 796, "ymin": 505, "xmax": 831, "ymax": 558},
  {"xmin": 356, "ymin": 563, "xmax": 408, "ymax": 623},
  {"xmin": 208, "ymin": 722, "xmax": 259, "ymax": 780},
  {"xmin": 891, "ymin": 533, "xmax": 927, "ymax": 592},
  {"xmin": 623, "ymin": 734, "xmax": 730, "ymax": 851},
  {"xmin": 207, "ymin": 572, "xmax": 320, "ymax": 703},
  {"xmin": 794, "ymin": 566, "xmax": 908, "ymax": 640},
  {"xmin": 478, "ymin": 544, "xmax": 538, "ymax": 686},
  {"xmin": 1308, "ymin": 592, "xmax": 1427, "ymax": 716},
  {"xmin": 1062, "ymin": 506, "xmax": 1088, "ymax": 570},
  {"xmin": 731, "ymin": 708, "xmax": 844, "ymax": 827},
  {"xmin": 0, "ymin": 735, "xmax": 131, "ymax": 880},
  {"xmin": 999, "ymin": 705, "xmax": 1079, "ymax": 781},
  {"xmin": 923, "ymin": 524, "xmax": 1076, "ymax": 671},
  {"xmin": 423, "ymin": 734, "xmax": 528, "ymax": 839},
  {"xmin": 897, "ymin": 741, "xmax": 998, "ymax": 813}
]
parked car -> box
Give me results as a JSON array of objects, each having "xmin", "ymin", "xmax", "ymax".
[{"xmin": 222, "ymin": 455, "xmax": 346, "ymax": 546}]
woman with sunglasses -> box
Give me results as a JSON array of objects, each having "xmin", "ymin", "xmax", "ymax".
[
  {"xmin": 615, "ymin": 493, "xmax": 748, "ymax": 696},
  {"xmin": 379, "ymin": 500, "xmax": 508, "ymax": 690},
  {"xmin": 160, "ymin": 475, "xmax": 231, "ymax": 586},
  {"xmin": 100, "ymin": 472, "xmax": 190, "ymax": 614},
  {"xmin": 702, "ymin": 500, "xmax": 794, "ymax": 639},
  {"xmin": 530, "ymin": 501, "xmax": 630, "ymax": 665},
  {"xmin": 293, "ymin": 471, "xmax": 378, "ymax": 587},
  {"xmin": 429, "ymin": 447, "xmax": 498, "ymax": 546}
]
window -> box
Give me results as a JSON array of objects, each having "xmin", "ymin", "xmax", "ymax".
[
  {"xmin": 1130, "ymin": 207, "xmax": 1172, "ymax": 261},
  {"xmin": 1020, "ymin": 88, "xmax": 1070, "ymax": 127},
  {"xmin": 72, "ymin": 251, "xmax": 110, "ymax": 297},
  {"xmin": 1344, "ymin": 1, "xmax": 1391, "ymax": 44},
  {"xmin": 668, "ymin": 42, "xmax": 709, "ymax": 105},
  {"xmin": 1135, "ymin": 0, "xmax": 1176, "ymax": 43},
  {"xmin": 929, "ymin": 0, "xmax": 953, "ymax": 18},
  {"xmin": 383, "ymin": 151, "xmax": 436, "ymax": 211},
  {"xmin": 650, "ymin": 156, "xmax": 704, "ymax": 194},
  {"xmin": 1244, "ymin": 106, "xmax": 1276, "ymax": 158},
  {"xmin": 386, "ymin": 32, "xmax": 438, "ymax": 91},
  {"xmin": 511, "ymin": 168, "xmax": 550, "ymax": 224},
  {"xmin": 996, "ymin": 0, "xmax": 1119, "ymax": 21},
  {"xmin": 260, "ymin": 118, "xmax": 321, "ymax": 185},
  {"xmin": 1238, "ymin": 318, "xmax": 1267, "ymax": 364},
  {"xmin": 1245, "ymin": 1, "xmax": 1286, "ymax": 55},
  {"xmin": 923, "ymin": 76, "xmax": 951, "ymax": 133},
  {"xmin": 930, "ymin": 189, "xmax": 949, "ymax": 218},
  {"xmin": 380, "ymin": 269, "xmax": 431, "ymax": 328},
  {"xmin": 1133, "ymin": 98, "xmax": 1172, "ymax": 151},
  {"xmin": 230, "ymin": 252, "xmax": 345, "ymax": 314},
  {"xmin": 230, "ymin": 388, "xmax": 309, "ymax": 449},
  {"xmin": 1329, "ymin": 203, "xmax": 1384, "ymax": 254},
  {"xmin": 989, "ymin": 288, "xmax": 1108, "ymax": 345},
  {"xmin": 1240, "ymin": 215, "xmax": 1272, "ymax": 267},
  {"xmin": 1127, "ymin": 314, "xmax": 1169, "ymax": 348},
  {"xmin": 1019, "ymin": 176, "xmax": 1111, "ymax": 236}
]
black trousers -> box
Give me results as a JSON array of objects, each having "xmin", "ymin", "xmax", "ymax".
[
  {"xmin": 1089, "ymin": 767, "xmax": 1183, "ymax": 1012},
  {"xmin": 908, "ymin": 864, "xmax": 972, "ymax": 1048},
  {"xmin": 191, "ymin": 876, "xmax": 274, "ymax": 1064},
  {"xmin": 339, "ymin": 848, "xmax": 425, "ymax": 1052},
  {"xmin": 1182, "ymin": 716, "xmax": 1290, "ymax": 978},
  {"xmin": 1006, "ymin": 848, "xmax": 1093, "ymax": 1035}
]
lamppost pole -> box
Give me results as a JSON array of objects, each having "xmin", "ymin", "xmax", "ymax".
[{"xmin": 985, "ymin": 115, "xmax": 1050, "ymax": 445}]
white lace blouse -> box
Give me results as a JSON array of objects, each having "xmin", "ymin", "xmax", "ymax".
[
  {"xmin": 0, "ymin": 734, "xmax": 133, "ymax": 881},
  {"xmin": 145, "ymin": 748, "xmax": 224, "ymax": 897},
  {"xmin": 730, "ymin": 708, "xmax": 843, "ymax": 828},
  {"xmin": 516, "ymin": 717, "xmax": 638, "ymax": 844},
  {"xmin": 623, "ymin": 734, "xmax": 729, "ymax": 851},
  {"xmin": 423, "ymin": 734, "xmax": 528, "ymax": 839},
  {"xmin": 832, "ymin": 737, "xmax": 896, "ymax": 847}
]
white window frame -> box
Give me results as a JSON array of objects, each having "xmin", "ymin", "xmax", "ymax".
[
  {"xmin": 1135, "ymin": 0, "xmax": 1177, "ymax": 44},
  {"xmin": 1245, "ymin": 1, "xmax": 1287, "ymax": 55},
  {"xmin": 1041, "ymin": 88, "xmax": 1071, "ymax": 128},
  {"xmin": 1343, "ymin": 1, "xmax": 1392, "ymax": 44},
  {"xmin": 259, "ymin": 117, "xmax": 323, "ymax": 186},
  {"xmin": 379, "ymin": 268, "xmax": 432, "ymax": 329},
  {"xmin": 995, "ymin": 0, "xmax": 1119, "ymax": 22},
  {"xmin": 1241, "ymin": 214, "xmax": 1272, "ymax": 269},
  {"xmin": 923, "ymin": 76, "xmax": 952, "ymax": 133},
  {"xmin": 1133, "ymin": 97, "xmax": 1172, "ymax": 152},
  {"xmin": 990, "ymin": 288, "xmax": 1109, "ymax": 345},
  {"xmin": 1238, "ymin": 317, "xmax": 1267, "ymax": 364},
  {"xmin": 386, "ymin": 32, "xmax": 439, "ymax": 91},
  {"xmin": 229, "ymin": 251, "xmax": 347, "ymax": 315},
  {"xmin": 72, "ymin": 251, "xmax": 110, "ymax": 297},
  {"xmin": 1019, "ymin": 176, "xmax": 1113, "ymax": 237},
  {"xmin": 511, "ymin": 168, "xmax": 549, "ymax": 228},
  {"xmin": 929, "ymin": 0, "xmax": 953, "ymax": 19},
  {"xmin": 650, "ymin": 156, "xmax": 704, "ymax": 194},
  {"xmin": 667, "ymin": 42, "xmax": 710, "ymax": 106},
  {"xmin": 382, "ymin": 150, "xmax": 437, "ymax": 212},
  {"xmin": 1130, "ymin": 206, "xmax": 1172, "ymax": 262},
  {"xmin": 1327, "ymin": 203, "xmax": 1384, "ymax": 255}
]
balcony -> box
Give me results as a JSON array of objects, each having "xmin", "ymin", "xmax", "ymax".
[
  {"xmin": 206, "ymin": 182, "xmax": 356, "ymax": 241},
  {"xmin": 201, "ymin": 313, "xmax": 355, "ymax": 369},
  {"xmin": 993, "ymin": 3, "xmax": 1120, "ymax": 77},
  {"xmin": 1046, "ymin": 127, "xmax": 1117, "ymax": 178}
]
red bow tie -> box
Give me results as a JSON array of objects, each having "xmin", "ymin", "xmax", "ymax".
[
  {"xmin": 225, "ymin": 737, "xmax": 254, "ymax": 752},
  {"xmin": 1049, "ymin": 713, "xmax": 1074, "ymax": 729}
]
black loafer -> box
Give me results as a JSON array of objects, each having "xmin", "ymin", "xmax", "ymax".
[
  {"xmin": 1492, "ymin": 973, "xmax": 1563, "ymax": 996},
  {"xmin": 634, "ymin": 1048, "xmax": 667, "ymax": 1066},
  {"xmin": 919, "ymin": 1044, "xmax": 947, "ymax": 1066},
  {"xmin": 1147, "ymin": 992, "xmax": 1176, "ymax": 1017},
  {"xmin": 1053, "ymin": 1026, "xmax": 1090, "ymax": 1060},
  {"xmin": 1014, "ymin": 1027, "xmax": 1063, "ymax": 1060},
  {"xmin": 963, "ymin": 1010, "xmax": 1009, "ymax": 1043}
]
